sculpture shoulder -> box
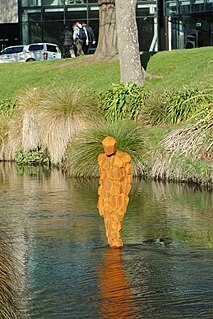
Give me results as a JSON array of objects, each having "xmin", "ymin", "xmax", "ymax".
[
  {"xmin": 116, "ymin": 151, "xmax": 131, "ymax": 164},
  {"xmin": 98, "ymin": 153, "xmax": 106, "ymax": 164}
]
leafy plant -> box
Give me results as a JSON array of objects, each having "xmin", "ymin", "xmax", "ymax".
[
  {"xmin": 100, "ymin": 83, "xmax": 146, "ymax": 122},
  {"xmin": 140, "ymin": 86, "xmax": 213, "ymax": 125},
  {"xmin": 165, "ymin": 86, "xmax": 213, "ymax": 124},
  {"xmin": 65, "ymin": 120, "xmax": 148, "ymax": 178},
  {"xmin": 15, "ymin": 147, "xmax": 50, "ymax": 167}
]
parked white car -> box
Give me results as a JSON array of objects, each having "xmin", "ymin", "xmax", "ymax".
[{"xmin": 0, "ymin": 43, "xmax": 62, "ymax": 63}]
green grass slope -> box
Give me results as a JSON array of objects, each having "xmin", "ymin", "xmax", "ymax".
[
  {"xmin": 0, "ymin": 47, "xmax": 212, "ymax": 101},
  {"xmin": 0, "ymin": 57, "xmax": 120, "ymax": 101},
  {"xmin": 145, "ymin": 47, "xmax": 213, "ymax": 90}
]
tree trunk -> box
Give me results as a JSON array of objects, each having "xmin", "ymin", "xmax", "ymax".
[
  {"xmin": 95, "ymin": 0, "xmax": 118, "ymax": 59},
  {"xmin": 115, "ymin": 0, "xmax": 144, "ymax": 86}
]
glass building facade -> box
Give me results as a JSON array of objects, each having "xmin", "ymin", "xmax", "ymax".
[
  {"xmin": 19, "ymin": 0, "xmax": 158, "ymax": 52},
  {"xmin": 164, "ymin": 0, "xmax": 213, "ymax": 48},
  {"xmin": 0, "ymin": 0, "xmax": 212, "ymax": 51}
]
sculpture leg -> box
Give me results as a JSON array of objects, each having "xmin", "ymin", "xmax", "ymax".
[{"xmin": 104, "ymin": 216, "xmax": 123, "ymax": 248}]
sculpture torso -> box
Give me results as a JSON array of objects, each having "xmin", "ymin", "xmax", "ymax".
[{"xmin": 97, "ymin": 137, "xmax": 133, "ymax": 248}]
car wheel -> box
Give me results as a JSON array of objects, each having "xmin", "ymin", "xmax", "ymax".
[{"xmin": 26, "ymin": 58, "xmax": 35, "ymax": 62}]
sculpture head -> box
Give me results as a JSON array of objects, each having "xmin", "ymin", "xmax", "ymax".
[{"xmin": 102, "ymin": 136, "xmax": 117, "ymax": 156}]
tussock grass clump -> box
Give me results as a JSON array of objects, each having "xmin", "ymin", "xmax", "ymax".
[
  {"xmin": 37, "ymin": 86, "xmax": 103, "ymax": 164},
  {"xmin": 5, "ymin": 118, "xmax": 23, "ymax": 161},
  {"xmin": 152, "ymin": 114, "xmax": 213, "ymax": 187},
  {"xmin": 0, "ymin": 115, "xmax": 9, "ymax": 143},
  {"xmin": 0, "ymin": 113, "xmax": 22, "ymax": 162},
  {"xmin": 15, "ymin": 87, "xmax": 45, "ymax": 112},
  {"xmin": 15, "ymin": 87, "xmax": 45, "ymax": 152},
  {"xmin": 0, "ymin": 225, "xmax": 28, "ymax": 319},
  {"xmin": 140, "ymin": 86, "xmax": 213, "ymax": 125},
  {"xmin": 0, "ymin": 115, "xmax": 10, "ymax": 161},
  {"xmin": 139, "ymin": 90, "xmax": 167, "ymax": 126},
  {"xmin": 0, "ymin": 87, "xmax": 44, "ymax": 160},
  {"xmin": 0, "ymin": 86, "xmax": 103, "ymax": 164},
  {"xmin": 0, "ymin": 99, "xmax": 17, "ymax": 160},
  {"xmin": 65, "ymin": 120, "xmax": 147, "ymax": 178}
]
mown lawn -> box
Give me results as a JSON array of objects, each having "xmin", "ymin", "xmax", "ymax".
[
  {"xmin": 0, "ymin": 46, "xmax": 212, "ymax": 101},
  {"xmin": 144, "ymin": 47, "xmax": 213, "ymax": 90}
]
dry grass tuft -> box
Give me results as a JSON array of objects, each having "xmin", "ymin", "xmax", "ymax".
[
  {"xmin": 0, "ymin": 115, "xmax": 9, "ymax": 160},
  {"xmin": 0, "ymin": 112, "xmax": 22, "ymax": 161},
  {"xmin": 0, "ymin": 86, "xmax": 102, "ymax": 163},
  {"xmin": 0, "ymin": 224, "xmax": 28, "ymax": 319},
  {"xmin": 152, "ymin": 113, "xmax": 213, "ymax": 183},
  {"xmin": 3, "ymin": 117, "xmax": 23, "ymax": 161},
  {"xmin": 15, "ymin": 87, "xmax": 45, "ymax": 112},
  {"xmin": 37, "ymin": 86, "xmax": 103, "ymax": 164},
  {"xmin": 15, "ymin": 87, "xmax": 45, "ymax": 152},
  {"xmin": 0, "ymin": 87, "xmax": 44, "ymax": 159}
]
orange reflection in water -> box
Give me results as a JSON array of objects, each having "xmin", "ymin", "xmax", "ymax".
[{"xmin": 97, "ymin": 248, "xmax": 138, "ymax": 319}]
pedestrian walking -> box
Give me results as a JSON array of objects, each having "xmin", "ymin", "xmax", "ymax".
[
  {"xmin": 73, "ymin": 21, "xmax": 88, "ymax": 56},
  {"xmin": 82, "ymin": 22, "xmax": 96, "ymax": 54},
  {"xmin": 60, "ymin": 25, "xmax": 74, "ymax": 58}
]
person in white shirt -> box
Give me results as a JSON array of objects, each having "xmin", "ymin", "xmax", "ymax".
[{"xmin": 72, "ymin": 21, "xmax": 89, "ymax": 56}]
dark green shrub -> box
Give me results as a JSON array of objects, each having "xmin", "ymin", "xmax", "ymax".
[
  {"xmin": 15, "ymin": 147, "xmax": 50, "ymax": 167},
  {"xmin": 100, "ymin": 83, "xmax": 147, "ymax": 122}
]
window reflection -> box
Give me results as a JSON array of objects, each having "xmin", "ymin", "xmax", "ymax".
[
  {"xmin": 179, "ymin": 0, "xmax": 191, "ymax": 13},
  {"xmin": 21, "ymin": 0, "xmax": 89, "ymax": 5},
  {"xmin": 165, "ymin": 0, "xmax": 210, "ymax": 14},
  {"xmin": 165, "ymin": 1, "xmax": 177, "ymax": 15}
]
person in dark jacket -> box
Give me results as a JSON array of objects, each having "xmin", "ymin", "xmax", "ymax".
[
  {"xmin": 82, "ymin": 22, "xmax": 96, "ymax": 54},
  {"xmin": 60, "ymin": 25, "xmax": 74, "ymax": 58}
]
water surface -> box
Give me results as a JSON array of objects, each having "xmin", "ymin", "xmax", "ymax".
[{"xmin": 0, "ymin": 163, "xmax": 212, "ymax": 319}]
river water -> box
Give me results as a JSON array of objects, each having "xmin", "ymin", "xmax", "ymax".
[{"xmin": 0, "ymin": 163, "xmax": 212, "ymax": 319}]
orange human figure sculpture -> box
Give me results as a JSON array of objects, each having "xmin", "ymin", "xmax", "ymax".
[{"xmin": 97, "ymin": 136, "xmax": 133, "ymax": 248}]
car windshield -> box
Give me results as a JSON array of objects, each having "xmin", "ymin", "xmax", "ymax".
[
  {"xmin": 28, "ymin": 44, "xmax": 44, "ymax": 51},
  {"xmin": 1, "ymin": 46, "xmax": 24, "ymax": 54}
]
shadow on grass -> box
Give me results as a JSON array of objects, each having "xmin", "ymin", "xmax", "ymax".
[{"xmin": 140, "ymin": 51, "xmax": 157, "ymax": 70}]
